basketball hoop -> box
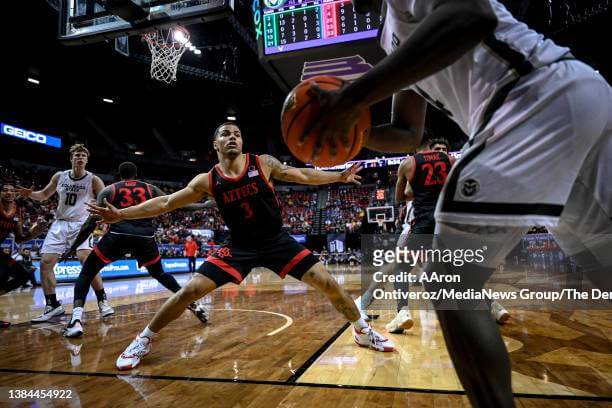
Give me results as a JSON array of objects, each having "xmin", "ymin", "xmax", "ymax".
[{"xmin": 142, "ymin": 26, "xmax": 190, "ymax": 83}]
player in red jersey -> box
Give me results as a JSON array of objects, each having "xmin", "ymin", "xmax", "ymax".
[
  {"xmin": 62, "ymin": 162, "xmax": 209, "ymax": 337},
  {"xmin": 0, "ymin": 183, "xmax": 48, "ymax": 327},
  {"xmin": 89, "ymin": 122, "xmax": 395, "ymax": 370}
]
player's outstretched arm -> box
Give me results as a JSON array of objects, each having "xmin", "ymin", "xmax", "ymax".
[
  {"xmin": 88, "ymin": 173, "xmax": 210, "ymax": 223},
  {"xmin": 262, "ymin": 154, "xmax": 362, "ymax": 186},
  {"xmin": 151, "ymin": 185, "xmax": 215, "ymax": 211},
  {"xmin": 16, "ymin": 172, "xmax": 61, "ymax": 202}
]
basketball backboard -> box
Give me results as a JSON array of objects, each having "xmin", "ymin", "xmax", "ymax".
[
  {"xmin": 366, "ymin": 206, "xmax": 395, "ymax": 223},
  {"xmin": 59, "ymin": 0, "xmax": 234, "ymax": 44}
]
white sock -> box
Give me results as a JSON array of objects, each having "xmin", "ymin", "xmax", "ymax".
[
  {"xmin": 71, "ymin": 307, "xmax": 84, "ymax": 323},
  {"xmin": 352, "ymin": 318, "xmax": 368, "ymax": 330},
  {"xmin": 140, "ymin": 326, "xmax": 157, "ymax": 339}
]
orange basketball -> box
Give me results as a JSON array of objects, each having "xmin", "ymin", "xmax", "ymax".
[{"xmin": 281, "ymin": 75, "xmax": 370, "ymax": 167}]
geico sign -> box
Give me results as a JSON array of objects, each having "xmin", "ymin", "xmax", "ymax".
[{"xmin": 2, "ymin": 124, "xmax": 47, "ymax": 144}]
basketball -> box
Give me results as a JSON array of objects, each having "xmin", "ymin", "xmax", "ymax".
[{"xmin": 281, "ymin": 75, "xmax": 371, "ymax": 167}]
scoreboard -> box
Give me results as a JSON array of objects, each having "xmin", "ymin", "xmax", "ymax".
[
  {"xmin": 254, "ymin": 0, "xmax": 385, "ymax": 91},
  {"xmin": 262, "ymin": 0, "xmax": 380, "ymax": 55}
]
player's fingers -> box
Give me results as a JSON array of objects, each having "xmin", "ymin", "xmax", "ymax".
[
  {"xmin": 328, "ymin": 132, "xmax": 338, "ymax": 161},
  {"xmin": 348, "ymin": 163, "xmax": 361, "ymax": 174},
  {"xmin": 311, "ymin": 123, "xmax": 328, "ymax": 161},
  {"xmin": 298, "ymin": 121, "xmax": 317, "ymax": 147}
]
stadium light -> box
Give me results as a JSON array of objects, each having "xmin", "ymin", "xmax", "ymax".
[
  {"xmin": 194, "ymin": 49, "xmax": 202, "ymax": 55},
  {"xmin": 102, "ymin": 98, "xmax": 114, "ymax": 104},
  {"xmin": 189, "ymin": 158, "xmax": 197, "ymax": 162},
  {"xmin": 227, "ymin": 115, "xmax": 236, "ymax": 121},
  {"xmin": 173, "ymin": 30, "xmax": 188, "ymax": 44},
  {"xmin": 27, "ymin": 77, "xmax": 40, "ymax": 85},
  {"xmin": 134, "ymin": 150, "xmax": 144, "ymax": 156}
]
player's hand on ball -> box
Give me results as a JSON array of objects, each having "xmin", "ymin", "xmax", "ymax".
[
  {"xmin": 87, "ymin": 199, "xmax": 122, "ymax": 224},
  {"xmin": 338, "ymin": 163, "xmax": 363, "ymax": 185},
  {"xmin": 299, "ymin": 82, "xmax": 362, "ymax": 162},
  {"xmin": 15, "ymin": 185, "xmax": 34, "ymax": 198}
]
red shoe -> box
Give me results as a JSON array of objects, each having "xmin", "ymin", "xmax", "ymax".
[{"xmin": 0, "ymin": 320, "xmax": 11, "ymax": 328}]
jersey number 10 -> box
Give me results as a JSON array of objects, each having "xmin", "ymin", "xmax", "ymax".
[{"xmin": 64, "ymin": 193, "xmax": 77, "ymax": 206}]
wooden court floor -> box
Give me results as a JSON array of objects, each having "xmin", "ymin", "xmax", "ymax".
[{"xmin": 0, "ymin": 267, "xmax": 610, "ymax": 407}]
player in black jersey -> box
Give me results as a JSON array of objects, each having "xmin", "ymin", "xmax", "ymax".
[
  {"xmin": 0, "ymin": 183, "xmax": 48, "ymax": 327},
  {"xmin": 89, "ymin": 122, "xmax": 395, "ymax": 370},
  {"xmin": 63, "ymin": 162, "xmax": 209, "ymax": 338}
]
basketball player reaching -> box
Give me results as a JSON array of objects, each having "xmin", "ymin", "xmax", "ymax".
[
  {"xmin": 0, "ymin": 183, "xmax": 48, "ymax": 327},
  {"xmin": 62, "ymin": 162, "xmax": 210, "ymax": 338},
  {"xmin": 17, "ymin": 144, "xmax": 115, "ymax": 323},
  {"xmin": 89, "ymin": 122, "xmax": 395, "ymax": 370},
  {"xmin": 300, "ymin": 0, "xmax": 611, "ymax": 406}
]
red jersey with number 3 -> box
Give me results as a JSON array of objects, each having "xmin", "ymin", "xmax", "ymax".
[
  {"xmin": 209, "ymin": 153, "xmax": 282, "ymax": 246},
  {"xmin": 108, "ymin": 180, "xmax": 156, "ymax": 237},
  {"xmin": 409, "ymin": 151, "xmax": 453, "ymax": 222}
]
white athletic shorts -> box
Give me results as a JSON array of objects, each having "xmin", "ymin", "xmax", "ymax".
[
  {"xmin": 436, "ymin": 60, "xmax": 612, "ymax": 229},
  {"xmin": 41, "ymin": 219, "xmax": 93, "ymax": 255}
]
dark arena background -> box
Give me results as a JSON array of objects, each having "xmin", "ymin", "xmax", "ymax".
[{"xmin": 1, "ymin": 0, "xmax": 611, "ymax": 407}]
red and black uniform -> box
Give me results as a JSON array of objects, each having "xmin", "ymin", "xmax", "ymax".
[
  {"xmin": 0, "ymin": 206, "xmax": 31, "ymax": 293},
  {"xmin": 407, "ymin": 151, "xmax": 454, "ymax": 234},
  {"xmin": 94, "ymin": 180, "xmax": 160, "ymax": 267},
  {"xmin": 199, "ymin": 154, "xmax": 318, "ymax": 287}
]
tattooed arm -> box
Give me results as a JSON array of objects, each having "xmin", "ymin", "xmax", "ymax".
[{"xmin": 259, "ymin": 154, "xmax": 362, "ymax": 186}]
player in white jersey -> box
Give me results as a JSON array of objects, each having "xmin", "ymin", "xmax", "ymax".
[
  {"xmin": 17, "ymin": 144, "xmax": 115, "ymax": 322},
  {"xmin": 300, "ymin": 0, "xmax": 611, "ymax": 406}
]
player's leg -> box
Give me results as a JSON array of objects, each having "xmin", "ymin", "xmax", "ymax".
[
  {"xmin": 116, "ymin": 273, "xmax": 217, "ymax": 370},
  {"xmin": 300, "ymin": 262, "xmax": 394, "ymax": 351},
  {"xmin": 430, "ymin": 222, "xmax": 527, "ymax": 407},
  {"xmin": 33, "ymin": 220, "xmax": 68, "ymax": 322},
  {"xmin": 136, "ymin": 237, "xmax": 208, "ymax": 323},
  {"xmin": 64, "ymin": 249, "xmax": 111, "ymax": 337},
  {"xmin": 76, "ymin": 249, "xmax": 113, "ymax": 317},
  {"xmin": 31, "ymin": 252, "xmax": 64, "ymax": 322},
  {"xmin": 263, "ymin": 233, "xmax": 394, "ymax": 352},
  {"xmin": 387, "ymin": 223, "xmax": 431, "ymax": 334},
  {"xmin": 116, "ymin": 244, "xmax": 250, "ymax": 370}
]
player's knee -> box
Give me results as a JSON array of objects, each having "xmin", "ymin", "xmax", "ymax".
[
  {"xmin": 178, "ymin": 283, "xmax": 205, "ymax": 303},
  {"xmin": 39, "ymin": 255, "xmax": 56, "ymax": 271}
]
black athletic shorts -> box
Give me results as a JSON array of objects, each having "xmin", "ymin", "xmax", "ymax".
[
  {"xmin": 197, "ymin": 232, "xmax": 319, "ymax": 287},
  {"xmin": 410, "ymin": 212, "xmax": 436, "ymax": 235},
  {"xmin": 93, "ymin": 233, "xmax": 160, "ymax": 267}
]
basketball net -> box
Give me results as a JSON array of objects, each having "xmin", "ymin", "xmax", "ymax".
[{"xmin": 142, "ymin": 26, "xmax": 190, "ymax": 83}]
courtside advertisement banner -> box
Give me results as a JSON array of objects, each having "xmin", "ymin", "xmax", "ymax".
[{"xmin": 32, "ymin": 257, "xmax": 207, "ymax": 283}]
